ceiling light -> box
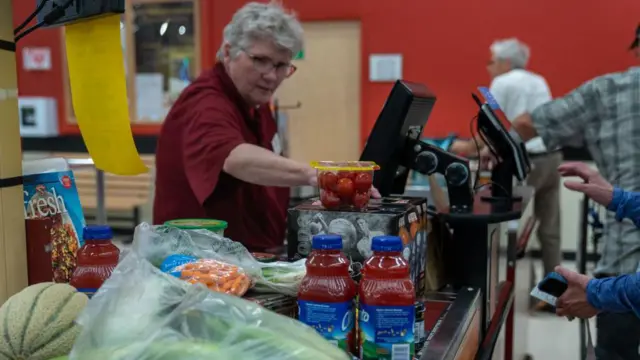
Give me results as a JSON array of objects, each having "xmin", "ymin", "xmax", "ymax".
[{"xmin": 159, "ymin": 21, "xmax": 169, "ymax": 36}]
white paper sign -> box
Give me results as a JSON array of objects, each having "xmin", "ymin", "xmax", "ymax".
[
  {"xmin": 135, "ymin": 73, "xmax": 165, "ymax": 122},
  {"xmin": 369, "ymin": 54, "xmax": 403, "ymax": 82},
  {"xmin": 271, "ymin": 133, "xmax": 282, "ymax": 155},
  {"xmin": 22, "ymin": 47, "xmax": 52, "ymax": 71}
]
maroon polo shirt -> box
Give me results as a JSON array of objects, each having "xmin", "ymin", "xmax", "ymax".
[{"xmin": 153, "ymin": 63, "xmax": 290, "ymax": 252}]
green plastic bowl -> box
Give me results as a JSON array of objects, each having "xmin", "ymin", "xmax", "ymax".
[{"xmin": 164, "ymin": 219, "xmax": 228, "ymax": 236}]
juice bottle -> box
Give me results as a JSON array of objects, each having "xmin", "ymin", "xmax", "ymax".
[
  {"xmin": 359, "ymin": 236, "xmax": 415, "ymax": 360},
  {"xmin": 69, "ymin": 225, "xmax": 120, "ymax": 298},
  {"xmin": 298, "ymin": 234, "xmax": 357, "ymax": 353}
]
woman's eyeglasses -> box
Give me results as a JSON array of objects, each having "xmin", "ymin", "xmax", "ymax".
[{"xmin": 243, "ymin": 49, "xmax": 297, "ymax": 78}]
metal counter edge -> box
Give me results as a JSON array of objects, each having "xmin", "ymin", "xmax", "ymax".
[{"xmin": 420, "ymin": 287, "xmax": 482, "ymax": 360}]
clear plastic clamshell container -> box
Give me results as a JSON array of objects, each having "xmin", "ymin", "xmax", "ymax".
[{"xmin": 310, "ymin": 161, "xmax": 380, "ymax": 211}]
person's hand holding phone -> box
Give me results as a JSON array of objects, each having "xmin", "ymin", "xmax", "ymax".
[{"xmin": 554, "ymin": 266, "xmax": 599, "ymax": 319}]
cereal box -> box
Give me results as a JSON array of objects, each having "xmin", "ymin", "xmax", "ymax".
[{"xmin": 23, "ymin": 158, "xmax": 85, "ymax": 284}]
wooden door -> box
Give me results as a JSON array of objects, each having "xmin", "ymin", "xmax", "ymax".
[{"xmin": 275, "ymin": 21, "xmax": 361, "ymax": 162}]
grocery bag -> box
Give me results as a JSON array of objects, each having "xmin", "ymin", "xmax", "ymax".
[
  {"xmin": 70, "ymin": 252, "xmax": 349, "ymax": 360},
  {"xmin": 132, "ymin": 223, "xmax": 306, "ymax": 296}
]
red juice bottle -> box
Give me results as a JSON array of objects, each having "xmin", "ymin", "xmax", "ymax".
[
  {"xmin": 298, "ymin": 234, "xmax": 357, "ymax": 353},
  {"xmin": 69, "ymin": 225, "xmax": 120, "ymax": 298},
  {"xmin": 359, "ymin": 236, "xmax": 415, "ymax": 360}
]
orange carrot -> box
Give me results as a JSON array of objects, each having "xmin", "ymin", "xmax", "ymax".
[{"xmin": 175, "ymin": 259, "xmax": 251, "ymax": 296}]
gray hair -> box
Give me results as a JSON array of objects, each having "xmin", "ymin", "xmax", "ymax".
[
  {"xmin": 216, "ymin": 2, "xmax": 304, "ymax": 61},
  {"xmin": 490, "ymin": 38, "xmax": 531, "ymax": 69}
]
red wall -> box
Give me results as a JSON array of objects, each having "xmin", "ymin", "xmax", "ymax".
[{"xmin": 14, "ymin": 0, "xmax": 640, "ymax": 143}]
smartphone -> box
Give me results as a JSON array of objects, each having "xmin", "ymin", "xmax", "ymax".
[{"xmin": 537, "ymin": 272, "xmax": 569, "ymax": 298}]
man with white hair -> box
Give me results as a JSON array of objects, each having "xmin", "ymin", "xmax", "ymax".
[
  {"xmin": 487, "ymin": 38, "xmax": 562, "ymax": 309},
  {"xmin": 153, "ymin": 2, "xmax": 319, "ymax": 252}
]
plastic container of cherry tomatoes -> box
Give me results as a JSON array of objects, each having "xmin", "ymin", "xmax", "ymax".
[{"xmin": 310, "ymin": 161, "xmax": 380, "ymax": 211}]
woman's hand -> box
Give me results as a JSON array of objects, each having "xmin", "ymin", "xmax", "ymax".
[{"xmin": 305, "ymin": 166, "xmax": 318, "ymax": 187}]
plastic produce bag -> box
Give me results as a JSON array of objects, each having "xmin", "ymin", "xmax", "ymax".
[
  {"xmin": 131, "ymin": 223, "xmax": 254, "ymax": 270},
  {"xmin": 132, "ymin": 223, "xmax": 305, "ymax": 296},
  {"xmin": 70, "ymin": 252, "xmax": 350, "ymax": 360},
  {"xmin": 253, "ymin": 258, "xmax": 306, "ymax": 295}
]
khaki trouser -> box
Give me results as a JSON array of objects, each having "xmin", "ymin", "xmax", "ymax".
[{"xmin": 526, "ymin": 151, "xmax": 563, "ymax": 275}]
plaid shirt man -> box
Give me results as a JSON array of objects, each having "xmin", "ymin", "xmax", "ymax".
[{"xmin": 532, "ymin": 66, "xmax": 640, "ymax": 276}]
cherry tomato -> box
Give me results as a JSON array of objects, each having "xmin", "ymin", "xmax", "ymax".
[
  {"xmin": 353, "ymin": 191, "xmax": 369, "ymax": 209},
  {"xmin": 353, "ymin": 172, "xmax": 373, "ymax": 192},
  {"xmin": 336, "ymin": 178, "xmax": 355, "ymax": 200},
  {"xmin": 337, "ymin": 171, "xmax": 356, "ymax": 180},
  {"xmin": 322, "ymin": 172, "xmax": 338, "ymax": 191},
  {"xmin": 320, "ymin": 190, "xmax": 341, "ymax": 209}
]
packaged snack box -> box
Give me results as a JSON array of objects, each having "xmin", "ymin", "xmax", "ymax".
[{"xmin": 23, "ymin": 158, "xmax": 85, "ymax": 284}]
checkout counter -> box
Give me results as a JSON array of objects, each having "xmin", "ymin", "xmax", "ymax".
[
  {"xmin": 409, "ymin": 185, "xmax": 536, "ymax": 360},
  {"xmin": 289, "ymin": 181, "xmax": 537, "ymax": 360}
]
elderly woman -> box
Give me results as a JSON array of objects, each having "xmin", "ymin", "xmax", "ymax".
[{"xmin": 153, "ymin": 2, "xmax": 315, "ymax": 252}]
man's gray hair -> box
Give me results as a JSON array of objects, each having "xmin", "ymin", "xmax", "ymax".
[
  {"xmin": 216, "ymin": 2, "xmax": 304, "ymax": 61},
  {"xmin": 490, "ymin": 38, "xmax": 531, "ymax": 69}
]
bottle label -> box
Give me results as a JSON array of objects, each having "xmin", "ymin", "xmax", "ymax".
[
  {"xmin": 359, "ymin": 304, "xmax": 415, "ymax": 360},
  {"xmin": 298, "ymin": 300, "xmax": 354, "ymax": 351},
  {"xmin": 76, "ymin": 288, "xmax": 98, "ymax": 299}
]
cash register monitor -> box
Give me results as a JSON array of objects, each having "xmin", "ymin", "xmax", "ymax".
[
  {"xmin": 360, "ymin": 80, "xmax": 437, "ymax": 196},
  {"xmin": 360, "ymin": 81, "xmax": 474, "ymax": 212},
  {"xmin": 473, "ymin": 87, "xmax": 531, "ymax": 199}
]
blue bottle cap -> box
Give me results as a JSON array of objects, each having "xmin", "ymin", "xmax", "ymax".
[
  {"xmin": 83, "ymin": 225, "xmax": 113, "ymax": 241},
  {"xmin": 371, "ymin": 236, "xmax": 403, "ymax": 252},
  {"xmin": 312, "ymin": 235, "xmax": 343, "ymax": 250}
]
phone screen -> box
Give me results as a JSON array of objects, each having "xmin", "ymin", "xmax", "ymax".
[{"xmin": 538, "ymin": 278, "xmax": 568, "ymax": 298}]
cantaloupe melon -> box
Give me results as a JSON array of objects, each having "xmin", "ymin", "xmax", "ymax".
[{"xmin": 0, "ymin": 283, "xmax": 88, "ymax": 360}]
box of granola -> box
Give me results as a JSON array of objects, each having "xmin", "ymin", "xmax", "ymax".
[{"xmin": 23, "ymin": 158, "xmax": 85, "ymax": 284}]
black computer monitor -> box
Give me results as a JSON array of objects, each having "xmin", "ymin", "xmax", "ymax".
[
  {"xmin": 473, "ymin": 87, "xmax": 531, "ymax": 200},
  {"xmin": 360, "ymin": 80, "xmax": 474, "ymax": 212}
]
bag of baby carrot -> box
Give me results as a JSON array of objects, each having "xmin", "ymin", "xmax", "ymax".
[{"xmin": 164, "ymin": 256, "xmax": 253, "ymax": 297}]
